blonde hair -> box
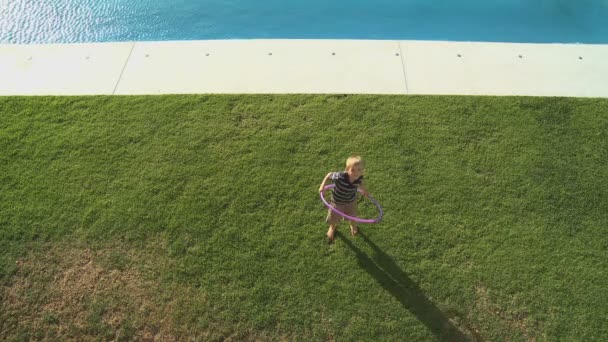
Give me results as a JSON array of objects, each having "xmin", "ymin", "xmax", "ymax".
[{"xmin": 345, "ymin": 155, "xmax": 364, "ymax": 171}]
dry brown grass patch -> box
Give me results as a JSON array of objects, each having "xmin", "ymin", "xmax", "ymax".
[
  {"xmin": 1, "ymin": 242, "xmax": 183, "ymax": 341},
  {"xmin": 470, "ymin": 285, "xmax": 540, "ymax": 341}
]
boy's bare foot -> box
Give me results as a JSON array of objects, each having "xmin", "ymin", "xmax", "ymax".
[
  {"xmin": 326, "ymin": 234, "xmax": 335, "ymax": 244},
  {"xmin": 350, "ymin": 225, "xmax": 359, "ymax": 236}
]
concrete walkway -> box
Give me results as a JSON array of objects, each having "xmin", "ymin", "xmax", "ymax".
[{"xmin": 1, "ymin": 39, "xmax": 607, "ymax": 97}]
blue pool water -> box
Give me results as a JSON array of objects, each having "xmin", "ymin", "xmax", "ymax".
[{"xmin": 1, "ymin": 0, "xmax": 607, "ymax": 44}]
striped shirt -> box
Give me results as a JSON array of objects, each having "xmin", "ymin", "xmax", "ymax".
[{"xmin": 329, "ymin": 172, "xmax": 363, "ymax": 204}]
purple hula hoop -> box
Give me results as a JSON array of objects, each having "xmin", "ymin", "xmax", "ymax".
[{"xmin": 320, "ymin": 184, "xmax": 383, "ymax": 224}]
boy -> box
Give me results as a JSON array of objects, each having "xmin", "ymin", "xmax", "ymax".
[{"xmin": 319, "ymin": 155, "xmax": 370, "ymax": 243}]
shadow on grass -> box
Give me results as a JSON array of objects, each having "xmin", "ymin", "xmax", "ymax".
[{"xmin": 338, "ymin": 231, "xmax": 472, "ymax": 342}]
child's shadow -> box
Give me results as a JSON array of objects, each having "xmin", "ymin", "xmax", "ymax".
[{"xmin": 338, "ymin": 231, "xmax": 473, "ymax": 341}]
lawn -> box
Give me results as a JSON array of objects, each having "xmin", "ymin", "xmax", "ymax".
[{"xmin": 1, "ymin": 95, "xmax": 607, "ymax": 341}]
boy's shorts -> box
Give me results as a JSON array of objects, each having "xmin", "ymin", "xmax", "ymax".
[{"xmin": 326, "ymin": 200, "xmax": 357, "ymax": 225}]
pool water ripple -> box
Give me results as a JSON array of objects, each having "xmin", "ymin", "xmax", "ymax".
[{"xmin": 1, "ymin": 0, "xmax": 607, "ymax": 44}]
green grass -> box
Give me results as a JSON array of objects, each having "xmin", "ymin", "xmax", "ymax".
[{"xmin": 1, "ymin": 95, "xmax": 607, "ymax": 340}]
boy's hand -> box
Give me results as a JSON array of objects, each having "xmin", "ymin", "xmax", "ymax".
[{"xmin": 360, "ymin": 189, "xmax": 369, "ymax": 197}]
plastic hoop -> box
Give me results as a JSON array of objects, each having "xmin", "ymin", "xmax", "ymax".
[{"xmin": 320, "ymin": 184, "xmax": 383, "ymax": 224}]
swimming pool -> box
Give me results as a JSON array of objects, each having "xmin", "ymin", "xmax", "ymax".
[{"xmin": 1, "ymin": 0, "xmax": 607, "ymax": 44}]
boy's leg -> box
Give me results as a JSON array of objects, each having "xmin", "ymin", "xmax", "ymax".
[
  {"xmin": 350, "ymin": 221, "xmax": 359, "ymax": 236},
  {"xmin": 343, "ymin": 201, "xmax": 358, "ymax": 236},
  {"xmin": 327, "ymin": 224, "xmax": 337, "ymax": 242},
  {"xmin": 326, "ymin": 202, "xmax": 341, "ymax": 242}
]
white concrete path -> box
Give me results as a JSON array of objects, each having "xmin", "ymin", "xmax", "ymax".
[{"xmin": 1, "ymin": 40, "xmax": 607, "ymax": 97}]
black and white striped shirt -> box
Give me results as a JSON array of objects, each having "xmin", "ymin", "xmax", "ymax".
[{"xmin": 329, "ymin": 172, "xmax": 363, "ymax": 204}]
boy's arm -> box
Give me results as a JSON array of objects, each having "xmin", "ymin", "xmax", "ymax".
[
  {"xmin": 359, "ymin": 180, "xmax": 369, "ymax": 197},
  {"xmin": 319, "ymin": 172, "xmax": 333, "ymax": 192}
]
